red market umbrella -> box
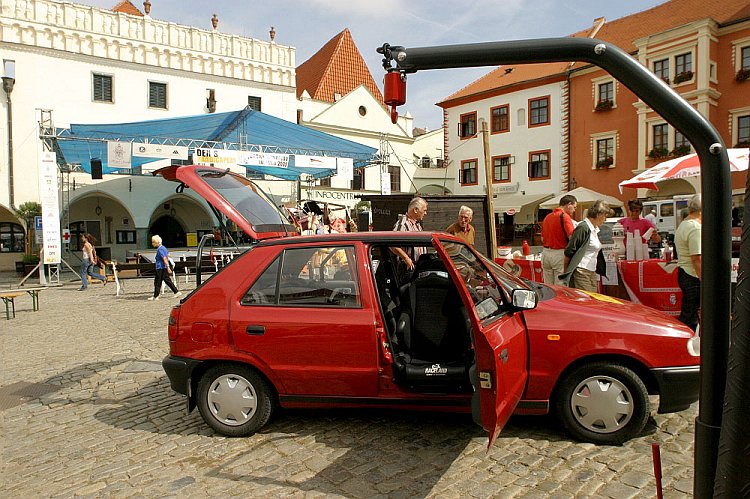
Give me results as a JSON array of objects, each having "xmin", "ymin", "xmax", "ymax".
[{"xmin": 618, "ymin": 148, "xmax": 749, "ymax": 192}]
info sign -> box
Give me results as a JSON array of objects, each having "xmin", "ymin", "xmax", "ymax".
[{"xmin": 38, "ymin": 151, "xmax": 61, "ymax": 264}]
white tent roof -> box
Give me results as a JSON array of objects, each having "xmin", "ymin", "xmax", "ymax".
[
  {"xmin": 494, "ymin": 192, "xmax": 554, "ymax": 214},
  {"xmin": 540, "ymin": 187, "xmax": 623, "ymax": 209}
]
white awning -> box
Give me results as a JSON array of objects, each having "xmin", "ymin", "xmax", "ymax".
[
  {"xmin": 540, "ymin": 187, "xmax": 624, "ymax": 209},
  {"xmin": 493, "ymin": 192, "xmax": 554, "ymax": 214}
]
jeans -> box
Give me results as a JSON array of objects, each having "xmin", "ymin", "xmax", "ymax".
[
  {"xmin": 80, "ymin": 258, "xmax": 106, "ymax": 289},
  {"xmin": 677, "ymin": 267, "xmax": 701, "ymax": 331}
]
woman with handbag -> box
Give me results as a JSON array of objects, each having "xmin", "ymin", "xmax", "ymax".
[
  {"xmin": 78, "ymin": 233, "xmax": 106, "ymax": 291},
  {"xmin": 558, "ymin": 200, "xmax": 613, "ymax": 292}
]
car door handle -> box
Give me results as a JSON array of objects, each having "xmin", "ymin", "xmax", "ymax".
[{"xmin": 246, "ymin": 325, "xmax": 265, "ymax": 335}]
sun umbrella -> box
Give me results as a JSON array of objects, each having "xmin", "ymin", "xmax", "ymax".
[{"xmin": 618, "ymin": 148, "xmax": 749, "ymax": 192}]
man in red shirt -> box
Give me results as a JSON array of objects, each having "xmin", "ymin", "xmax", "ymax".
[{"xmin": 541, "ymin": 194, "xmax": 577, "ymax": 285}]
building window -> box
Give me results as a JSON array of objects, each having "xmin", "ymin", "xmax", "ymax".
[
  {"xmin": 673, "ymin": 129, "xmax": 690, "ymax": 155},
  {"xmin": 419, "ymin": 156, "xmax": 431, "ymax": 168},
  {"xmin": 529, "ymin": 97, "xmax": 550, "ymax": 127},
  {"xmin": 492, "ymin": 155, "xmax": 511, "ymax": 182},
  {"xmin": 650, "ymin": 123, "xmax": 669, "ymax": 158},
  {"xmin": 528, "ymin": 151, "xmax": 550, "ymax": 179},
  {"xmin": 388, "ymin": 165, "xmax": 401, "ymax": 192},
  {"xmin": 654, "ymin": 58, "xmax": 669, "ymax": 82},
  {"xmin": 674, "ymin": 52, "xmax": 693, "ymax": 83},
  {"xmin": 598, "ymin": 82, "xmax": 613, "ymax": 104},
  {"xmin": 318, "ymin": 177, "xmax": 331, "ymax": 188},
  {"xmin": 351, "ymin": 168, "xmax": 365, "ymax": 190},
  {"xmin": 459, "ymin": 112, "xmax": 477, "ymax": 138},
  {"xmin": 115, "ymin": 230, "xmax": 136, "ymax": 244},
  {"xmin": 148, "ymin": 81, "xmax": 167, "ymax": 109},
  {"xmin": 248, "ymin": 96, "xmax": 262, "ymax": 111},
  {"xmin": 490, "ymin": 105, "xmax": 509, "ymax": 133},
  {"xmin": 741, "ymin": 46, "xmax": 750, "ymax": 70},
  {"xmin": 0, "ymin": 222, "xmax": 25, "ymax": 252},
  {"xmin": 595, "ymin": 138, "xmax": 614, "ymax": 168},
  {"xmin": 93, "ymin": 73, "xmax": 113, "ymax": 103},
  {"xmin": 460, "ymin": 159, "xmax": 478, "ymax": 185},
  {"xmin": 737, "ymin": 115, "xmax": 750, "ymax": 147}
]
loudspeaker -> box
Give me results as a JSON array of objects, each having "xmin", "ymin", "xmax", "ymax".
[{"xmin": 91, "ymin": 158, "xmax": 103, "ymax": 179}]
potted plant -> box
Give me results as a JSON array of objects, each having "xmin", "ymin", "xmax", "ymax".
[
  {"xmin": 735, "ymin": 68, "xmax": 750, "ymax": 82},
  {"xmin": 735, "ymin": 140, "xmax": 750, "ymax": 148},
  {"xmin": 594, "ymin": 99, "xmax": 613, "ymax": 112},
  {"xmin": 648, "ymin": 147, "xmax": 669, "ymax": 159},
  {"xmin": 596, "ymin": 156, "xmax": 614, "ymax": 168},
  {"xmin": 671, "ymin": 144, "xmax": 691, "ymax": 157},
  {"xmin": 673, "ymin": 70, "xmax": 693, "ymax": 84}
]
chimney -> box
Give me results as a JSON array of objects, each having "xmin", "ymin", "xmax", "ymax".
[{"xmin": 589, "ymin": 17, "xmax": 606, "ymax": 38}]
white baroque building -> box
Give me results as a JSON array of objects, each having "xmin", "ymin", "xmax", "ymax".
[{"xmin": 0, "ymin": 0, "xmax": 297, "ymax": 268}]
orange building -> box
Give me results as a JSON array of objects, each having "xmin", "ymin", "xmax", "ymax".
[
  {"xmin": 568, "ymin": 0, "xmax": 750, "ymax": 201},
  {"xmin": 441, "ymin": 0, "xmax": 750, "ymax": 210}
]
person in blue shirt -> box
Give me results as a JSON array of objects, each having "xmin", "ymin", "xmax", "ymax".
[{"xmin": 148, "ymin": 234, "xmax": 181, "ymax": 301}]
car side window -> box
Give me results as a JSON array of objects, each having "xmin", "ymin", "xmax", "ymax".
[
  {"xmin": 440, "ymin": 242, "xmax": 507, "ymax": 322},
  {"xmin": 241, "ymin": 246, "xmax": 360, "ymax": 307}
]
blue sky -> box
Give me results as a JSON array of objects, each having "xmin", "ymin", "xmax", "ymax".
[{"xmin": 84, "ymin": 0, "xmax": 666, "ymax": 130}]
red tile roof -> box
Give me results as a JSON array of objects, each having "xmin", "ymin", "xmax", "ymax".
[
  {"xmin": 440, "ymin": 0, "xmax": 750, "ymax": 105},
  {"xmin": 111, "ymin": 1, "xmax": 144, "ymax": 16},
  {"xmin": 297, "ymin": 28, "xmax": 385, "ymax": 106}
]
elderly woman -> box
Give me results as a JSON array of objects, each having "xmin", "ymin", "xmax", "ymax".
[{"xmin": 559, "ymin": 200, "xmax": 613, "ymax": 292}]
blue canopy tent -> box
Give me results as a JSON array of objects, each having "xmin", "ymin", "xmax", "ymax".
[{"xmin": 53, "ymin": 107, "xmax": 378, "ymax": 180}]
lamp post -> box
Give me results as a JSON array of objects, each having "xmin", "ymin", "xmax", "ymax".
[{"xmin": 2, "ymin": 73, "xmax": 15, "ymax": 210}]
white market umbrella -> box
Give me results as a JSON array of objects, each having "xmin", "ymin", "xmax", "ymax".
[
  {"xmin": 618, "ymin": 148, "xmax": 749, "ymax": 193},
  {"xmin": 540, "ymin": 186, "xmax": 624, "ymax": 209}
]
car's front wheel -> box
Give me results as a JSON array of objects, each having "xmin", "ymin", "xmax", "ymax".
[
  {"xmin": 555, "ymin": 362, "xmax": 649, "ymax": 445},
  {"xmin": 197, "ymin": 363, "xmax": 273, "ymax": 437}
]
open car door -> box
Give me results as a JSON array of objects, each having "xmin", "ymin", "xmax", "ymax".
[
  {"xmin": 433, "ymin": 236, "xmax": 530, "ymax": 446},
  {"xmin": 153, "ymin": 165, "xmax": 297, "ymax": 241}
]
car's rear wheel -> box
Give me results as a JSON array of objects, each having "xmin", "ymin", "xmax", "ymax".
[
  {"xmin": 555, "ymin": 362, "xmax": 649, "ymax": 445},
  {"xmin": 197, "ymin": 364, "xmax": 273, "ymax": 437}
]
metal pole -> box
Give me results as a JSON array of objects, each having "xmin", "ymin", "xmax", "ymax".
[
  {"xmin": 381, "ymin": 37, "xmax": 731, "ymax": 497},
  {"xmin": 480, "ymin": 119, "xmax": 498, "ymax": 258}
]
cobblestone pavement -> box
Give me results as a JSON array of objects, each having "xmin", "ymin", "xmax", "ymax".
[{"xmin": 0, "ymin": 276, "xmax": 696, "ymax": 498}]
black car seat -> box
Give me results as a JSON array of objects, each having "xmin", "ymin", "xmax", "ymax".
[{"xmin": 394, "ymin": 253, "xmax": 473, "ymax": 391}]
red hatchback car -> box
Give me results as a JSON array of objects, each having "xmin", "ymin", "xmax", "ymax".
[{"xmin": 160, "ymin": 166, "xmax": 700, "ymax": 445}]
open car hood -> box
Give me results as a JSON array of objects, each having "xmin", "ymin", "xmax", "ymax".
[{"xmin": 153, "ymin": 165, "xmax": 297, "ymax": 241}]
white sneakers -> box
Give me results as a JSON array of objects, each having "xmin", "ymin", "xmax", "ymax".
[{"xmin": 148, "ymin": 292, "xmax": 181, "ymax": 301}]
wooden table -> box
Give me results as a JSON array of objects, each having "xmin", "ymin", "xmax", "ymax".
[{"xmin": 0, "ymin": 287, "xmax": 44, "ymax": 320}]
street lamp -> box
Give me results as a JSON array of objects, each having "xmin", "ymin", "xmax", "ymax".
[{"xmin": 2, "ymin": 60, "xmax": 15, "ymax": 210}]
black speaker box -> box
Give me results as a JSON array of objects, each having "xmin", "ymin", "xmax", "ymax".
[{"xmin": 91, "ymin": 158, "xmax": 103, "ymax": 179}]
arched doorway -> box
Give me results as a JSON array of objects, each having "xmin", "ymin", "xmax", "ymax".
[{"xmin": 149, "ymin": 215, "xmax": 186, "ymax": 248}]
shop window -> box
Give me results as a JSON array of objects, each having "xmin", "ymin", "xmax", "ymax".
[{"xmin": 0, "ymin": 222, "xmax": 25, "ymax": 252}]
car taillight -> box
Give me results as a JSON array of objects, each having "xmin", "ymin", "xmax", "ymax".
[{"xmin": 168, "ymin": 305, "xmax": 180, "ymax": 340}]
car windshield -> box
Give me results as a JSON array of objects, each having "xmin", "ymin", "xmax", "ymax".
[
  {"xmin": 197, "ymin": 169, "xmax": 294, "ymax": 232},
  {"xmin": 439, "ymin": 241, "xmax": 509, "ymax": 322}
]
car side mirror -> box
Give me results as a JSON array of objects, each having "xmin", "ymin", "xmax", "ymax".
[{"xmin": 511, "ymin": 289, "xmax": 537, "ymax": 310}]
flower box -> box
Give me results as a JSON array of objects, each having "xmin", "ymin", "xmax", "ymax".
[
  {"xmin": 648, "ymin": 147, "xmax": 669, "ymax": 159},
  {"xmin": 670, "ymin": 145, "xmax": 691, "ymax": 157},
  {"xmin": 596, "ymin": 157, "xmax": 614, "ymax": 168},
  {"xmin": 736, "ymin": 68, "xmax": 750, "ymax": 82},
  {"xmin": 673, "ymin": 71, "xmax": 693, "ymax": 84},
  {"xmin": 594, "ymin": 100, "xmax": 613, "ymax": 112}
]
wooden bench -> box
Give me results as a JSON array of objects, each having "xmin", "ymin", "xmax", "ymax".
[{"xmin": 0, "ymin": 287, "xmax": 44, "ymax": 320}]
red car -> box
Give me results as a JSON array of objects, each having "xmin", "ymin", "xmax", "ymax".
[{"xmin": 160, "ymin": 166, "xmax": 700, "ymax": 445}]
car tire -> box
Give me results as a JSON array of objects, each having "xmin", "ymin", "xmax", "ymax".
[
  {"xmin": 555, "ymin": 362, "xmax": 649, "ymax": 445},
  {"xmin": 197, "ymin": 363, "xmax": 274, "ymax": 437}
]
